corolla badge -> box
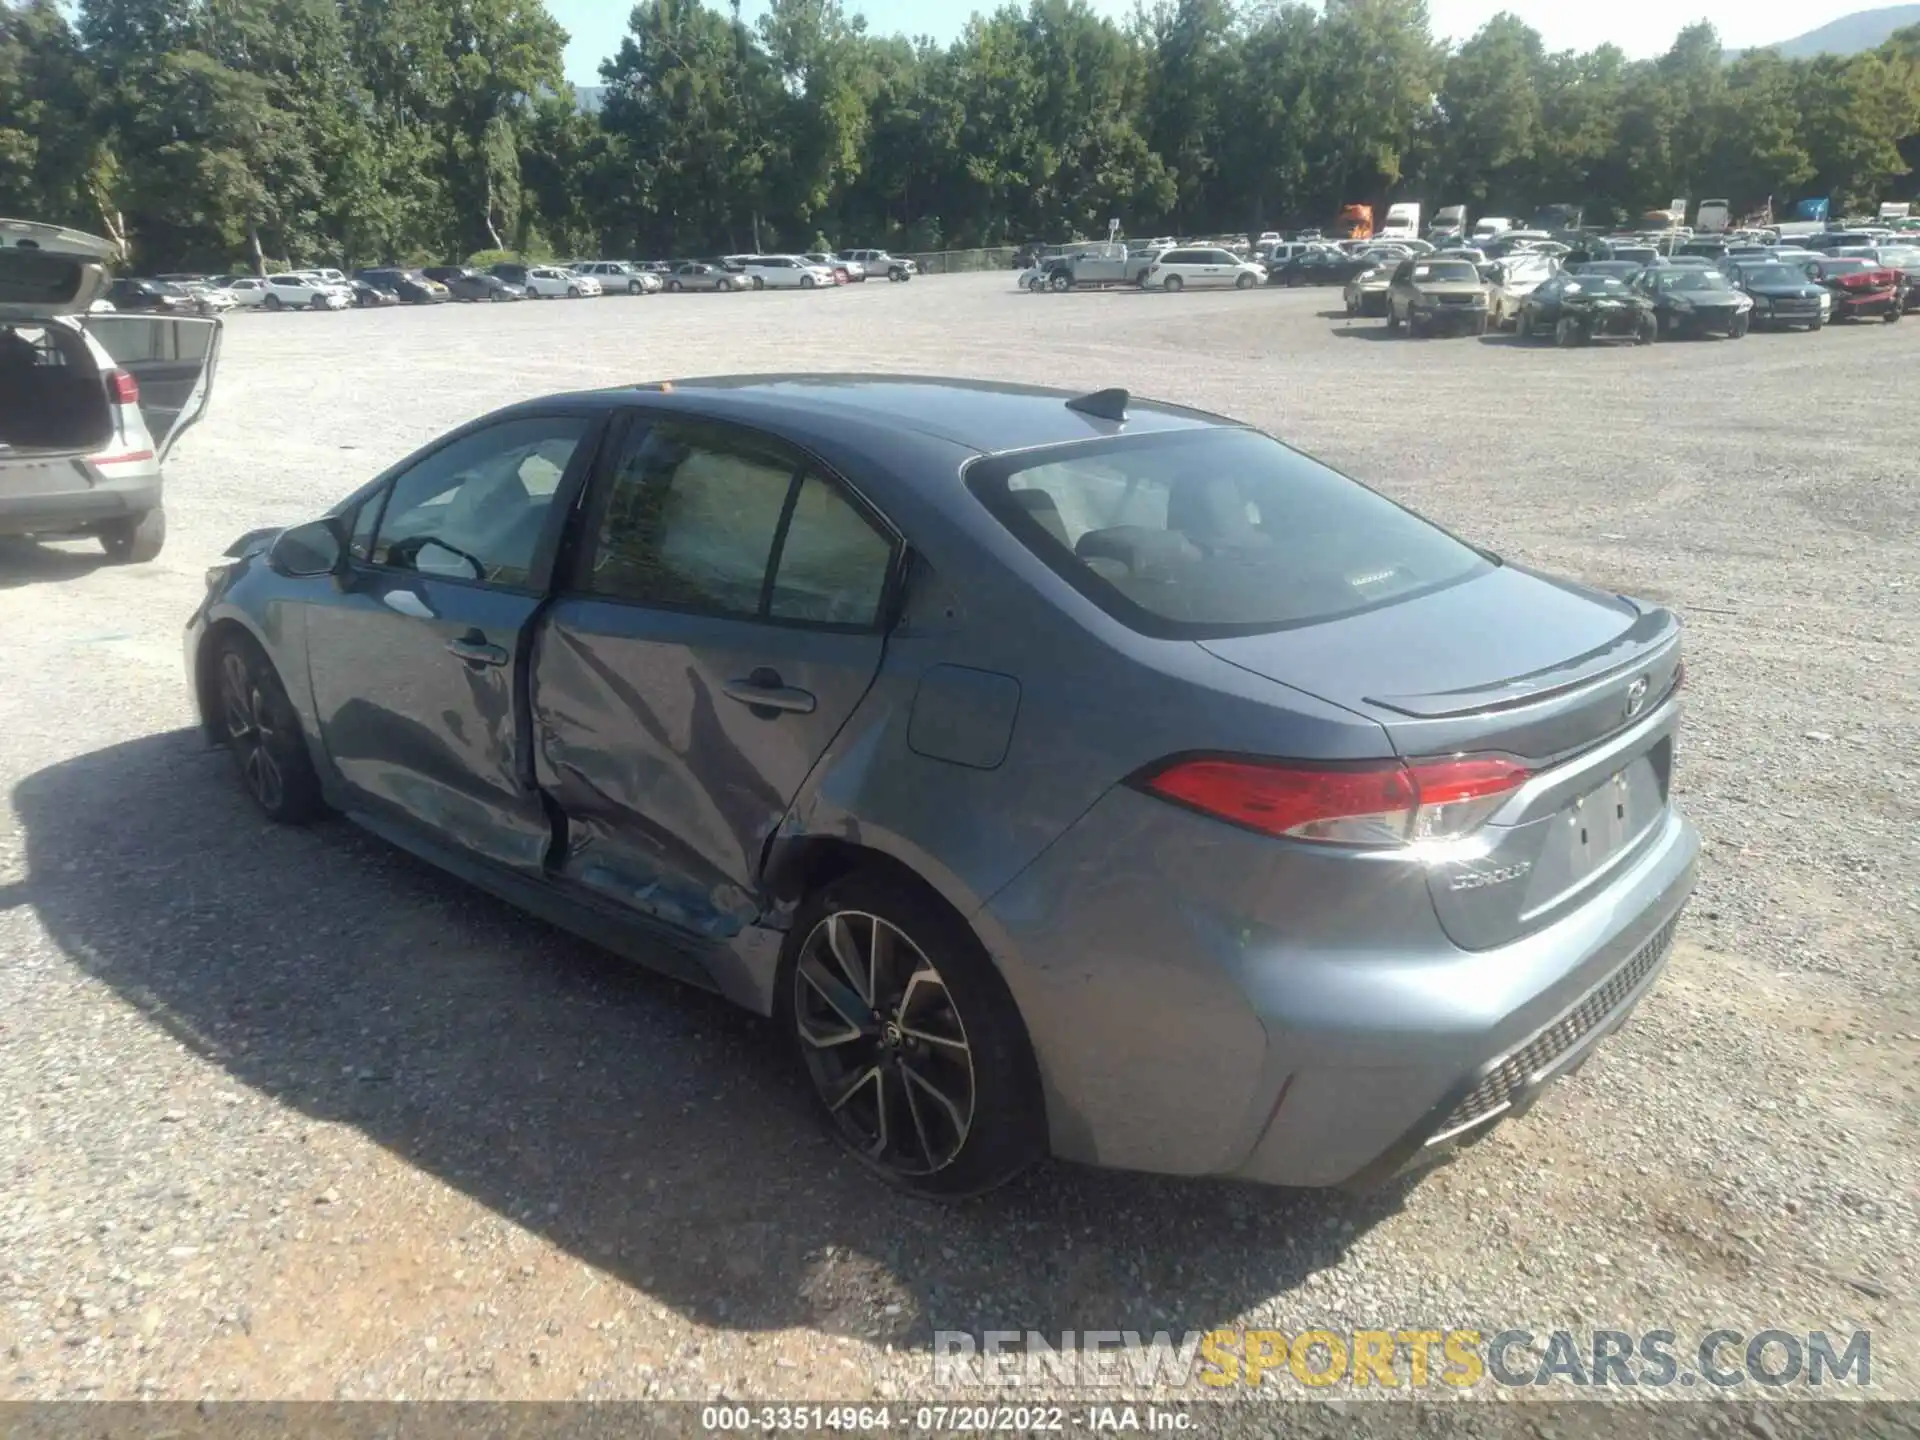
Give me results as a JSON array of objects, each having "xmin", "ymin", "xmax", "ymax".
[
  {"xmin": 1449, "ymin": 861, "xmax": 1532, "ymax": 892},
  {"xmin": 1624, "ymin": 675, "xmax": 1651, "ymax": 718}
]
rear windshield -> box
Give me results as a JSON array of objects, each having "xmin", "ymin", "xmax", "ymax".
[
  {"xmin": 0, "ymin": 252, "xmax": 88, "ymax": 308},
  {"xmin": 969, "ymin": 429, "xmax": 1491, "ymax": 638}
]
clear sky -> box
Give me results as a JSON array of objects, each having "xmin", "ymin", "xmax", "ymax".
[{"xmin": 551, "ymin": 0, "xmax": 1869, "ymax": 84}]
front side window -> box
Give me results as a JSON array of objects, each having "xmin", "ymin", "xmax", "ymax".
[
  {"xmin": 584, "ymin": 419, "xmax": 894, "ymax": 627},
  {"xmin": 368, "ymin": 415, "xmax": 591, "ymax": 588},
  {"xmin": 971, "ymin": 428, "xmax": 1490, "ymax": 637}
]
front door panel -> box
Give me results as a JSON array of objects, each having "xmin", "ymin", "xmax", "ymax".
[{"xmin": 308, "ymin": 576, "xmax": 551, "ymax": 871}]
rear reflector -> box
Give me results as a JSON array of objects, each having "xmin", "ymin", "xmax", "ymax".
[
  {"xmin": 1139, "ymin": 754, "xmax": 1530, "ymax": 848},
  {"xmin": 106, "ymin": 369, "xmax": 140, "ymax": 405},
  {"xmin": 91, "ymin": 449, "xmax": 155, "ymax": 466}
]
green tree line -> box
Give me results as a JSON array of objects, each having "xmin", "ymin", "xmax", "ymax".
[{"xmin": 3, "ymin": 0, "xmax": 1918, "ymax": 271}]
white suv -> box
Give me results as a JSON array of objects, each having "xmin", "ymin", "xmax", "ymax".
[
  {"xmin": 0, "ymin": 218, "xmax": 220, "ymax": 563},
  {"xmin": 261, "ymin": 274, "xmax": 347, "ymax": 310}
]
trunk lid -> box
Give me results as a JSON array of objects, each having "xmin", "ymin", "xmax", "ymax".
[
  {"xmin": 0, "ymin": 219, "xmax": 115, "ymax": 319},
  {"xmin": 1201, "ymin": 564, "xmax": 1684, "ymax": 950}
]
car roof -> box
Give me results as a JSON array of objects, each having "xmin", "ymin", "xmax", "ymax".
[{"xmin": 531, "ymin": 374, "xmax": 1235, "ymax": 456}]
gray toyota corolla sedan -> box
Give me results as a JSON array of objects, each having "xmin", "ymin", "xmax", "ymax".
[{"xmin": 185, "ymin": 376, "xmax": 1698, "ymax": 1197}]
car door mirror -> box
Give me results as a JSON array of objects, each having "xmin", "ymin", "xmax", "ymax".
[{"xmin": 268, "ymin": 517, "xmax": 347, "ymax": 578}]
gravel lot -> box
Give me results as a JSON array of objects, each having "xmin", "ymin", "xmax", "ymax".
[{"xmin": 1, "ymin": 275, "xmax": 1914, "ymax": 1408}]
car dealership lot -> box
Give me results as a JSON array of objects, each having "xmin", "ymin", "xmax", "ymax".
[{"xmin": 0, "ymin": 277, "xmax": 1914, "ymax": 1402}]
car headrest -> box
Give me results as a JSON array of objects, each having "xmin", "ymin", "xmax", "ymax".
[{"xmin": 1007, "ymin": 488, "xmax": 1070, "ymax": 549}]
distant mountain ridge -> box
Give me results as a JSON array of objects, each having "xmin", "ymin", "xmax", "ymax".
[{"xmin": 1741, "ymin": 4, "xmax": 1920, "ymax": 59}]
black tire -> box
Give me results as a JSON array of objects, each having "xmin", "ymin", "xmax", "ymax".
[
  {"xmin": 751, "ymin": 275, "xmax": 765, "ymax": 290},
  {"xmin": 1808, "ymin": 315, "xmax": 1823, "ymax": 331},
  {"xmin": 1730, "ymin": 312, "xmax": 1749, "ymax": 338},
  {"xmin": 1516, "ymin": 308, "xmax": 1532, "ymax": 339},
  {"xmin": 1286, "ymin": 271, "xmax": 1303, "ymax": 287},
  {"xmin": 1163, "ymin": 274, "xmax": 1183, "ymax": 293},
  {"xmin": 780, "ymin": 871, "xmax": 1045, "ymax": 1199},
  {"xmin": 1885, "ymin": 305, "xmax": 1901, "ymax": 323},
  {"xmin": 212, "ymin": 632, "xmax": 324, "ymax": 824},
  {"xmin": 1235, "ymin": 272, "xmax": 1254, "ymax": 290},
  {"xmin": 1635, "ymin": 314, "xmax": 1657, "ymax": 345},
  {"xmin": 801, "ymin": 274, "xmax": 817, "ymax": 289},
  {"xmin": 99, "ymin": 507, "xmax": 165, "ymax": 564},
  {"xmin": 1555, "ymin": 316, "xmax": 1581, "ymax": 347},
  {"xmin": 668, "ymin": 279, "xmax": 682, "ymax": 292},
  {"xmin": 567, "ymin": 285, "xmax": 580, "ymax": 297},
  {"xmin": 1048, "ymin": 272, "xmax": 1071, "ymax": 293},
  {"xmin": 1473, "ymin": 314, "xmax": 1488, "ymax": 336},
  {"xmin": 264, "ymin": 294, "xmax": 282, "ymax": 311},
  {"xmin": 1409, "ymin": 312, "xmax": 1427, "ymax": 338},
  {"xmin": 1027, "ymin": 275, "xmax": 1045, "ymax": 293}
]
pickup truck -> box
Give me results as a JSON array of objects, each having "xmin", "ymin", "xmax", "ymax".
[{"xmin": 1037, "ymin": 242, "xmax": 1158, "ymax": 291}]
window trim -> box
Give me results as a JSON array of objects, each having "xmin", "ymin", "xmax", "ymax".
[
  {"xmin": 565, "ymin": 409, "xmax": 908, "ymax": 634},
  {"xmin": 347, "ymin": 408, "xmax": 608, "ymax": 597},
  {"xmin": 964, "ymin": 427, "xmax": 1497, "ymax": 641}
]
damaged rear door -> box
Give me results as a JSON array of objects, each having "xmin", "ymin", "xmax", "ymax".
[{"xmin": 531, "ymin": 412, "xmax": 900, "ymax": 942}]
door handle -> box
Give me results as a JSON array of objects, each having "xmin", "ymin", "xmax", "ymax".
[
  {"xmin": 447, "ymin": 630, "xmax": 510, "ymax": 667},
  {"xmin": 723, "ymin": 671, "xmax": 816, "ymax": 714}
]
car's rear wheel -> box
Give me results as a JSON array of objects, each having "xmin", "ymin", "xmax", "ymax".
[
  {"xmin": 214, "ymin": 633, "xmax": 323, "ymax": 824},
  {"xmin": 98, "ymin": 507, "xmax": 165, "ymax": 564},
  {"xmin": 1163, "ymin": 274, "xmax": 1183, "ymax": 293},
  {"xmin": 784, "ymin": 873, "xmax": 1044, "ymax": 1198}
]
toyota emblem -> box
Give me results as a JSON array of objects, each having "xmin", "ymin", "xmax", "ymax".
[{"xmin": 1625, "ymin": 675, "xmax": 1650, "ymax": 718}]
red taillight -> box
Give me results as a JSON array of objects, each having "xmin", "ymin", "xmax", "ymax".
[
  {"xmin": 1139, "ymin": 754, "xmax": 1530, "ymax": 848},
  {"xmin": 107, "ymin": 369, "xmax": 140, "ymax": 405}
]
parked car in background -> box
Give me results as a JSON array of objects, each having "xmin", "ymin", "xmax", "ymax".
[
  {"xmin": 1471, "ymin": 216, "xmax": 1515, "ymax": 243},
  {"xmin": 1801, "ymin": 257, "xmax": 1903, "ymax": 321},
  {"xmin": 1035, "ymin": 242, "xmax": 1158, "ymax": 291},
  {"xmin": 492, "ymin": 263, "xmax": 599, "ymax": 298},
  {"xmin": 1342, "ymin": 263, "xmax": 1394, "ymax": 316},
  {"xmin": 1841, "ymin": 245, "xmax": 1920, "ymax": 311},
  {"xmin": 1273, "ymin": 249, "xmax": 1377, "ymax": 287},
  {"xmin": 1, "ymin": 218, "xmax": 220, "ymax": 564},
  {"xmin": 1516, "ymin": 272, "xmax": 1655, "ymax": 345},
  {"xmin": 1142, "ymin": 246, "xmax": 1264, "ymax": 291},
  {"xmin": 183, "ymin": 374, "xmax": 1697, "ymax": 1199},
  {"xmin": 838, "ymin": 248, "xmax": 916, "ymax": 281},
  {"xmin": 104, "ymin": 278, "xmax": 203, "ymax": 316},
  {"xmin": 1723, "ymin": 260, "xmax": 1828, "ymax": 330},
  {"xmin": 666, "ymin": 262, "xmax": 744, "ymax": 292},
  {"xmin": 805, "ymin": 252, "xmax": 860, "ymax": 282},
  {"xmin": 739, "ymin": 255, "xmax": 838, "ymax": 289},
  {"xmin": 1385, "ymin": 256, "xmax": 1489, "ymax": 336},
  {"xmin": 564, "ymin": 260, "xmax": 646, "ymax": 294},
  {"xmin": 346, "ymin": 278, "xmax": 399, "ymax": 308},
  {"xmin": 1485, "ymin": 254, "xmax": 1560, "ymax": 329},
  {"xmin": 183, "ymin": 281, "xmax": 238, "ymax": 314},
  {"xmin": 1636, "ymin": 267, "xmax": 1753, "ymax": 338},
  {"xmin": 262, "ymin": 274, "xmax": 347, "ymax": 311},
  {"xmin": 356, "ymin": 268, "xmax": 450, "ymax": 304},
  {"xmin": 221, "ymin": 277, "xmax": 270, "ymax": 308},
  {"xmin": 422, "ymin": 266, "xmax": 524, "ymax": 302}
]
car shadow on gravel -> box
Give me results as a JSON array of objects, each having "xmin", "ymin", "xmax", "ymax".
[
  {"xmin": 0, "ymin": 537, "xmax": 110, "ymax": 589},
  {"xmin": 16, "ymin": 731, "xmax": 1418, "ymax": 1351}
]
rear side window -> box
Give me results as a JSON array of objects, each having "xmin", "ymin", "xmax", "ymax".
[
  {"xmin": 582, "ymin": 419, "xmax": 896, "ymax": 628},
  {"xmin": 971, "ymin": 429, "xmax": 1490, "ymax": 638}
]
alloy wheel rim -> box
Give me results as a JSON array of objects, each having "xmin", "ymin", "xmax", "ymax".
[
  {"xmin": 220, "ymin": 653, "xmax": 284, "ymax": 812},
  {"xmin": 794, "ymin": 910, "xmax": 975, "ymax": 1177}
]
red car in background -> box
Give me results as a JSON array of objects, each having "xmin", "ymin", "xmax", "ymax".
[
  {"xmin": 1840, "ymin": 245, "xmax": 1920, "ymax": 313},
  {"xmin": 1802, "ymin": 257, "xmax": 1903, "ymax": 322}
]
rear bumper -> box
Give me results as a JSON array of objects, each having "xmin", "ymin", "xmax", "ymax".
[
  {"xmin": 0, "ymin": 458, "xmax": 162, "ymax": 536},
  {"xmin": 982, "ymin": 789, "xmax": 1698, "ymax": 1189}
]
